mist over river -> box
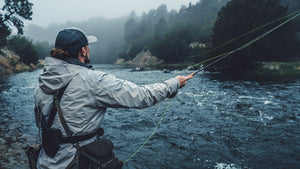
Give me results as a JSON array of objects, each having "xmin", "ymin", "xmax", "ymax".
[{"xmin": 0, "ymin": 64, "xmax": 299, "ymax": 169}]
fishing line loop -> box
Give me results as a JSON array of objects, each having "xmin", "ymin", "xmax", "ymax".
[{"xmin": 123, "ymin": 10, "xmax": 300, "ymax": 164}]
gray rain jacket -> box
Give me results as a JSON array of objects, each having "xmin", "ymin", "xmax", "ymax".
[{"xmin": 34, "ymin": 57, "xmax": 180, "ymax": 169}]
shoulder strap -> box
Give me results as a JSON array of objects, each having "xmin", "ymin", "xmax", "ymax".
[
  {"xmin": 53, "ymin": 85, "xmax": 73, "ymax": 137},
  {"xmin": 47, "ymin": 82, "xmax": 104, "ymax": 142},
  {"xmin": 45, "ymin": 104, "xmax": 57, "ymax": 128},
  {"xmin": 53, "ymin": 84, "xmax": 104, "ymax": 145},
  {"xmin": 46, "ymin": 84, "xmax": 69, "ymax": 129}
]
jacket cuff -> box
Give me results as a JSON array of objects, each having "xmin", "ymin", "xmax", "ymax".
[{"xmin": 164, "ymin": 77, "xmax": 180, "ymax": 98}]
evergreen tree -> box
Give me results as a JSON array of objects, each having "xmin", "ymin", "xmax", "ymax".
[
  {"xmin": 0, "ymin": 0, "xmax": 33, "ymax": 49},
  {"xmin": 211, "ymin": 0, "xmax": 299, "ymax": 73},
  {"xmin": 151, "ymin": 26, "xmax": 194, "ymax": 63},
  {"xmin": 120, "ymin": 0, "xmax": 229, "ymax": 63},
  {"xmin": 124, "ymin": 18, "xmax": 139, "ymax": 44},
  {"xmin": 154, "ymin": 17, "xmax": 168, "ymax": 39},
  {"xmin": 282, "ymin": 0, "xmax": 300, "ymax": 30},
  {"xmin": 178, "ymin": 0, "xmax": 229, "ymax": 41},
  {"xmin": 34, "ymin": 41, "xmax": 53, "ymax": 59},
  {"xmin": 8, "ymin": 35, "xmax": 39, "ymax": 64}
]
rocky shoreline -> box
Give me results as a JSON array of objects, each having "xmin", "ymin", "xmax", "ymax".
[
  {"xmin": 116, "ymin": 50, "xmax": 300, "ymax": 80},
  {"xmin": 116, "ymin": 50, "xmax": 163, "ymax": 66},
  {"xmin": 0, "ymin": 48, "xmax": 43, "ymax": 78}
]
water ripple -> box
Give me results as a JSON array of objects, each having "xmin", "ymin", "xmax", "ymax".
[{"xmin": 0, "ymin": 65, "xmax": 299, "ymax": 168}]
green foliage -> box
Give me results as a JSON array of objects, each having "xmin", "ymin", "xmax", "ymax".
[
  {"xmin": 7, "ymin": 35, "xmax": 39, "ymax": 64},
  {"xmin": 211, "ymin": 0, "xmax": 299, "ymax": 73},
  {"xmin": 154, "ymin": 17, "xmax": 168, "ymax": 39},
  {"xmin": 124, "ymin": 18, "xmax": 139, "ymax": 44},
  {"xmin": 150, "ymin": 26, "xmax": 194, "ymax": 63},
  {"xmin": 34, "ymin": 41, "xmax": 53, "ymax": 59},
  {"xmin": 0, "ymin": 0, "xmax": 33, "ymax": 49},
  {"xmin": 120, "ymin": 1, "xmax": 229, "ymax": 63},
  {"xmin": 281, "ymin": 0, "xmax": 300, "ymax": 30},
  {"xmin": 0, "ymin": 23, "xmax": 11, "ymax": 49},
  {"xmin": 246, "ymin": 62, "xmax": 300, "ymax": 80}
]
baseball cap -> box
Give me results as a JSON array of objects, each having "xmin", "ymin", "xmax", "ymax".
[{"xmin": 55, "ymin": 27, "xmax": 98, "ymax": 56}]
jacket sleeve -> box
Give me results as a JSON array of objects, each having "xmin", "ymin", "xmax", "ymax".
[{"xmin": 90, "ymin": 72, "xmax": 180, "ymax": 109}]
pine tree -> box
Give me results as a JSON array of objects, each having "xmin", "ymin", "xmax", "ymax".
[
  {"xmin": 0, "ymin": 0, "xmax": 33, "ymax": 49},
  {"xmin": 211, "ymin": 0, "xmax": 299, "ymax": 73},
  {"xmin": 7, "ymin": 35, "xmax": 39, "ymax": 64}
]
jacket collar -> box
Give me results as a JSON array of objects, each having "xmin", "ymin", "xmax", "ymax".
[{"xmin": 65, "ymin": 58, "xmax": 94, "ymax": 70}]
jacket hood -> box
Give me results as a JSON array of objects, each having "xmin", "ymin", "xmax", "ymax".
[{"xmin": 39, "ymin": 57, "xmax": 77, "ymax": 94}]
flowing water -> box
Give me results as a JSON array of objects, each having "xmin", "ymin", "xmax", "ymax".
[{"xmin": 0, "ymin": 64, "xmax": 299, "ymax": 169}]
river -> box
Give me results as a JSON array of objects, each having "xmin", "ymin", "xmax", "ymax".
[{"xmin": 0, "ymin": 64, "xmax": 299, "ymax": 169}]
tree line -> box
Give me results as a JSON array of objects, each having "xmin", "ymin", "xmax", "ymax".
[
  {"xmin": 0, "ymin": 0, "xmax": 43, "ymax": 65},
  {"xmin": 119, "ymin": 0, "xmax": 300, "ymax": 73},
  {"xmin": 211, "ymin": 0, "xmax": 300, "ymax": 73},
  {"xmin": 119, "ymin": 0, "xmax": 230, "ymax": 63},
  {"xmin": 1, "ymin": 0, "xmax": 126, "ymax": 65},
  {"xmin": 1, "ymin": 0, "xmax": 300, "ymax": 73}
]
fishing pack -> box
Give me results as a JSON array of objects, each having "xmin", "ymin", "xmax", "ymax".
[{"xmin": 26, "ymin": 84, "xmax": 122, "ymax": 169}]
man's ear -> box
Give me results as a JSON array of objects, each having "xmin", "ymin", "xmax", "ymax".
[{"xmin": 81, "ymin": 46, "xmax": 87, "ymax": 56}]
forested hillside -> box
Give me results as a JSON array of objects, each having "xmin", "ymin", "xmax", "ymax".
[
  {"xmin": 119, "ymin": 0, "xmax": 300, "ymax": 74},
  {"xmin": 119, "ymin": 0, "xmax": 230, "ymax": 63},
  {"xmin": 12, "ymin": 0, "xmax": 300, "ymax": 69}
]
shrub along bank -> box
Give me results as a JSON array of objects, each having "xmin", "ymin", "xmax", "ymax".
[
  {"xmin": 245, "ymin": 61, "xmax": 300, "ymax": 80},
  {"xmin": 0, "ymin": 48, "xmax": 43, "ymax": 77}
]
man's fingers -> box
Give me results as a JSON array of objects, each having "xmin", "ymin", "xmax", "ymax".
[
  {"xmin": 176, "ymin": 73, "xmax": 195, "ymax": 88},
  {"xmin": 185, "ymin": 73, "xmax": 195, "ymax": 80}
]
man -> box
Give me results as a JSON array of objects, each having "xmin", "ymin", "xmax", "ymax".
[{"xmin": 34, "ymin": 27, "xmax": 194, "ymax": 169}]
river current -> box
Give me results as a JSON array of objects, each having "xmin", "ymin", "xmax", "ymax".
[{"xmin": 0, "ymin": 64, "xmax": 299, "ymax": 169}]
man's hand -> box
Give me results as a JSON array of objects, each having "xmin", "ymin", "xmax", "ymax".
[{"xmin": 176, "ymin": 73, "xmax": 195, "ymax": 88}]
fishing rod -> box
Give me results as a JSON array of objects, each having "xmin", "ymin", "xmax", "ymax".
[
  {"xmin": 193, "ymin": 10, "xmax": 300, "ymax": 75},
  {"xmin": 123, "ymin": 10, "xmax": 300, "ymax": 164},
  {"xmin": 187, "ymin": 9, "xmax": 300, "ymax": 59},
  {"xmin": 160, "ymin": 9, "xmax": 300, "ymax": 81}
]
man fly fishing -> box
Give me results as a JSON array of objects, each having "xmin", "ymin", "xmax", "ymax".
[{"xmin": 33, "ymin": 27, "xmax": 194, "ymax": 169}]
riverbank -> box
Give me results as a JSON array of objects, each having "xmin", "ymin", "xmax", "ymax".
[
  {"xmin": 0, "ymin": 48, "xmax": 43, "ymax": 78},
  {"xmin": 244, "ymin": 61, "xmax": 300, "ymax": 80},
  {"xmin": 117, "ymin": 51, "xmax": 300, "ymax": 80},
  {"xmin": 116, "ymin": 50, "xmax": 200, "ymax": 71}
]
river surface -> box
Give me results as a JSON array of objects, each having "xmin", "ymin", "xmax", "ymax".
[{"xmin": 0, "ymin": 64, "xmax": 299, "ymax": 169}]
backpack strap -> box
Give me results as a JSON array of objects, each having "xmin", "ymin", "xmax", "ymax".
[
  {"xmin": 44, "ymin": 83, "xmax": 104, "ymax": 143},
  {"xmin": 53, "ymin": 84, "xmax": 73, "ymax": 137},
  {"xmin": 46, "ymin": 84, "xmax": 69, "ymax": 128}
]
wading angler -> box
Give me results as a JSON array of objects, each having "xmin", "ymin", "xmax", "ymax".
[{"xmin": 28, "ymin": 27, "xmax": 194, "ymax": 169}]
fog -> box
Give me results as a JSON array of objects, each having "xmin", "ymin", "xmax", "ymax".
[
  {"xmin": 23, "ymin": 0, "xmax": 200, "ymax": 64},
  {"xmin": 26, "ymin": 0, "xmax": 200, "ymax": 28}
]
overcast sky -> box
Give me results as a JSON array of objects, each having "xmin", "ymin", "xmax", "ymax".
[{"xmin": 25, "ymin": 0, "xmax": 200, "ymax": 27}]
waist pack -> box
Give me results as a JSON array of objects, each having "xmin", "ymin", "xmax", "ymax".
[
  {"xmin": 67, "ymin": 138, "xmax": 123, "ymax": 169},
  {"xmin": 27, "ymin": 84, "xmax": 123, "ymax": 169},
  {"xmin": 41, "ymin": 115, "xmax": 104, "ymax": 158},
  {"xmin": 39, "ymin": 83, "xmax": 104, "ymax": 158}
]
